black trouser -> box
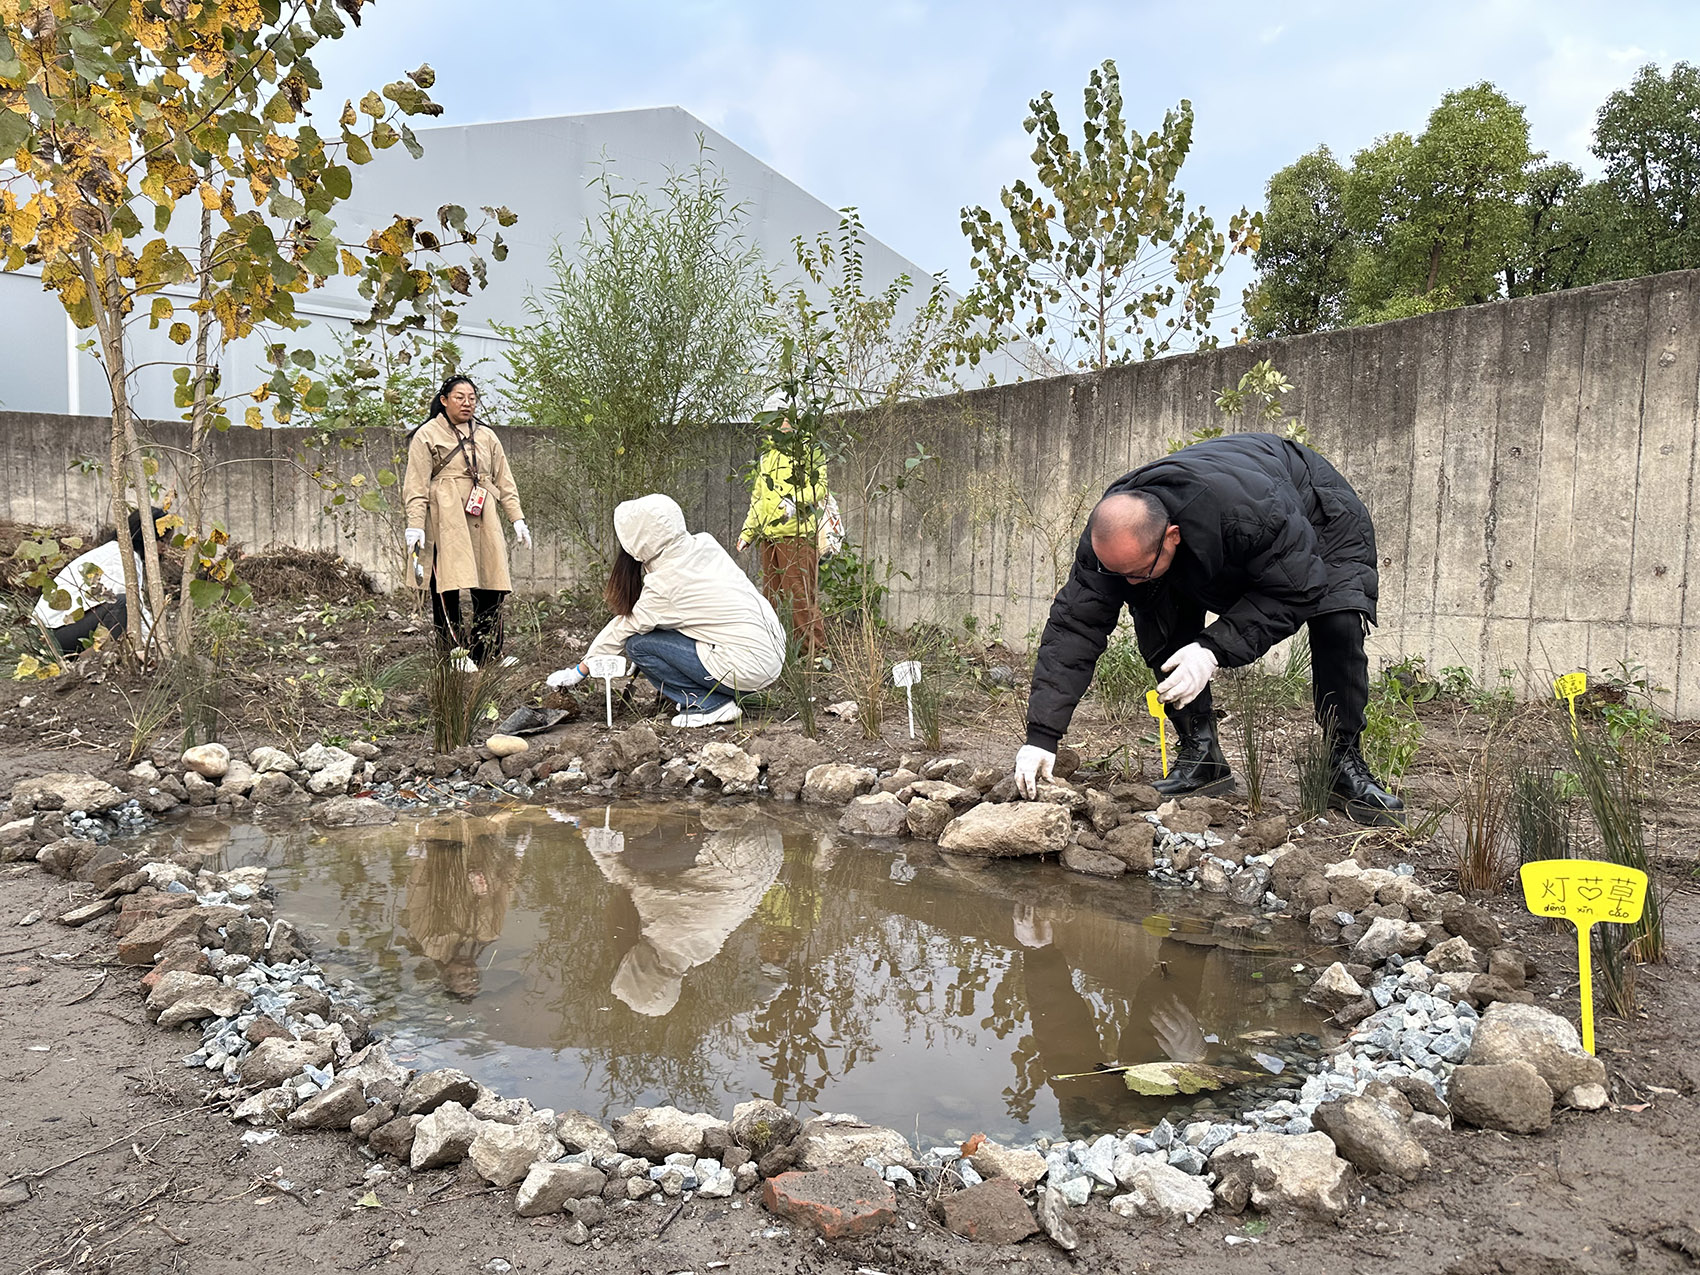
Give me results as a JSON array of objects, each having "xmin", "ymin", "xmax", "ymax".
[
  {"xmin": 430, "ymin": 578, "xmax": 505, "ymax": 665},
  {"xmin": 1131, "ymin": 592, "xmax": 1369, "ymax": 743},
  {"xmin": 49, "ymin": 600, "xmax": 130, "ymax": 654}
]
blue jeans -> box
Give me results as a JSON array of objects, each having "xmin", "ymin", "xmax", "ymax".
[{"xmin": 625, "ymin": 629, "xmax": 733, "ymax": 711}]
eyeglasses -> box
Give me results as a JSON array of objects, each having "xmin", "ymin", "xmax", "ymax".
[{"xmin": 1092, "ymin": 521, "xmax": 1169, "ymax": 583}]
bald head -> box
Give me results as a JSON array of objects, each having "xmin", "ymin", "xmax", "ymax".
[{"xmin": 1091, "ymin": 490, "xmax": 1165, "ymax": 553}]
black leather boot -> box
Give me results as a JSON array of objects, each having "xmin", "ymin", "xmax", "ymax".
[
  {"xmin": 1153, "ymin": 702, "xmax": 1235, "ymax": 798},
  {"xmin": 1330, "ymin": 741, "xmax": 1405, "ymax": 827}
]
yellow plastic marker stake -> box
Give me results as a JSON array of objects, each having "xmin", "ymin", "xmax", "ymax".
[
  {"xmin": 1553, "ymin": 671, "xmax": 1587, "ymax": 736},
  {"xmin": 1145, "ymin": 689, "xmax": 1170, "ymax": 778},
  {"xmin": 1519, "ymin": 858, "xmax": 1647, "ymax": 1054}
]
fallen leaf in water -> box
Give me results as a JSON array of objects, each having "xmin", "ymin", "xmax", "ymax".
[{"xmin": 959, "ymin": 1133, "xmax": 986, "ymax": 1157}]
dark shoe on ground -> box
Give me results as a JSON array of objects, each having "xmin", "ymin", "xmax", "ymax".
[
  {"xmin": 1153, "ymin": 730, "xmax": 1235, "ymax": 798},
  {"xmin": 1330, "ymin": 748, "xmax": 1405, "ymax": 826}
]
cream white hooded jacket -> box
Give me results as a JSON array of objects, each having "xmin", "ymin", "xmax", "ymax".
[{"xmin": 584, "ymin": 494, "xmax": 787, "ymax": 691}]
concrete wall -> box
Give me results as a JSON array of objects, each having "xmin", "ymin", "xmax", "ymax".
[
  {"xmin": 4, "ymin": 267, "xmax": 1696, "ymax": 718},
  {"xmin": 860, "ymin": 269, "xmax": 1700, "ymax": 720}
]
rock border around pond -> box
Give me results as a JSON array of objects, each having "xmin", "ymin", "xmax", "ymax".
[{"xmin": 1, "ymin": 738, "xmax": 1616, "ymax": 1251}]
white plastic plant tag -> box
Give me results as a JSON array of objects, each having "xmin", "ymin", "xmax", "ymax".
[
  {"xmin": 892, "ymin": 661, "xmax": 921, "ymax": 687},
  {"xmin": 585, "ymin": 655, "xmax": 626, "ymax": 728},
  {"xmin": 583, "ymin": 807, "xmax": 624, "ymax": 856}
]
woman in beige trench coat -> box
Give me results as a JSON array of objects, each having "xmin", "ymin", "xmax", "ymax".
[{"xmin": 403, "ymin": 375, "xmax": 530, "ymax": 669}]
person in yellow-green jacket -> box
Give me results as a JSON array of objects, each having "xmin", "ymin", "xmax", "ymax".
[{"xmin": 737, "ymin": 393, "xmax": 828, "ymax": 654}]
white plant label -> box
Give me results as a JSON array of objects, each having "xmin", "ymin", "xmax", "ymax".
[
  {"xmin": 586, "ymin": 655, "xmax": 626, "ymax": 728},
  {"xmin": 892, "ymin": 661, "xmax": 922, "ymax": 738}
]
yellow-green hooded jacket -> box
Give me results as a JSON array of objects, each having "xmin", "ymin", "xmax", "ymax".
[{"xmin": 740, "ymin": 442, "xmax": 827, "ymax": 543}]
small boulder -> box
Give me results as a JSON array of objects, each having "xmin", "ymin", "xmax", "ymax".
[
  {"xmin": 731, "ymin": 1099, "xmax": 801, "ymax": 1157},
  {"xmin": 937, "ymin": 803, "xmax": 1070, "ymax": 858},
  {"xmin": 1304, "ymin": 962, "xmax": 1365, "ymax": 1014},
  {"xmin": 157, "ymin": 983, "xmax": 251, "ymax": 1029},
  {"xmin": 802, "ymin": 764, "xmax": 877, "ymax": 805},
  {"xmin": 233, "ymin": 1086, "xmax": 298, "ymax": 1126},
  {"xmin": 1312, "ymin": 1095, "xmax": 1430, "ymax": 1180},
  {"xmin": 239, "ymin": 1038, "xmax": 332, "ymax": 1089},
  {"xmin": 1448, "ymin": 1061, "xmax": 1553, "ymax": 1134},
  {"xmin": 1061, "ymin": 845, "xmax": 1126, "ymax": 878},
  {"xmin": 249, "ymin": 772, "xmax": 308, "ymax": 807},
  {"xmin": 762, "ymin": 1167, "xmax": 897, "ymax": 1241},
  {"xmin": 181, "ymin": 743, "xmax": 230, "ymax": 779},
  {"xmin": 1465, "ymin": 1002, "xmax": 1607, "ymax": 1097},
  {"xmin": 968, "ymin": 1141, "xmax": 1047, "ymax": 1190},
  {"xmin": 485, "ymin": 734, "xmax": 529, "ymax": 759},
  {"xmin": 608, "ymin": 725, "xmax": 659, "ymax": 770},
  {"xmin": 249, "ymin": 747, "xmax": 298, "ymax": 774},
  {"xmin": 400, "ymin": 1067, "xmax": 481, "ymax": 1116},
  {"xmin": 468, "ymin": 1119, "xmax": 563, "ymax": 1187},
  {"xmin": 515, "ymin": 1162, "xmax": 608, "ymax": 1216},
  {"xmin": 839, "ymin": 793, "xmax": 909, "ymax": 838},
  {"xmin": 1110, "ymin": 1158, "xmax": 1215, "ymax": 1224},
  {"xmin": 314, "ymin": 796, "xmax": 396, "ymax": 827},
  {"xmin": 1103, "ymin": 821, "xmax": 1156, "ymax": 870},
  {"xmin": 1353, "ymin": 916, "xmax": 1428, "ymax": 963},
  {"xmin": 556, "ymin": 1110, "xmax": 618, "ymax": 1156},
  {"xmin": 699, "ymin": 742, "xmax": 760, "ymax": 790},
  {"xmin": 905, "ymin": 798, "xmax": 952, "ymax": 841},
  {"xmin": 1208, "ymin": 1132, "xmax": 1351, "ymax": 1217},
  {"xmin": 286, "ymin": 1078, "xmax": 368, "ymax": 1131},
  {"xmin": 409, "ymin": 1101, "xmax": 484, "ymax": 1170},
  {"xmin": 793, "ymin": 1114, "xmax": 918, "ymax": 1170},
  {"xmin": 611, "ymin": 1105, "xmax": 727, "ymax": 1159},
  {"xmin": 369, "ymin": 1115, "xmax": 423, "ymax": 1160},
  {"xmin": 942, "ymin": 1176, "xmax": 1039, "ymax": 1244}
]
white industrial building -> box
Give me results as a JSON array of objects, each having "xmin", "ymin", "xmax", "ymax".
[{"xmin": 0, "ymin": 106, "xmax": 1021, "ymax": 422}]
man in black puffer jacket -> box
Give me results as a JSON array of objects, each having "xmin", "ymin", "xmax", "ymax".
[{"xmin": 1016, "ymin": 433, "xmax": 1402, "ymax": 826}]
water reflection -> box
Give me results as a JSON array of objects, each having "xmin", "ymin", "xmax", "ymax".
[{"xmin": 162, "ymin": 801, "xmax": 1323, "ymax": 1142}]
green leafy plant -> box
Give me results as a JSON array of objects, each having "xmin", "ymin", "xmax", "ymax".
[
  {"xmin": 338, "ymin": 651, "xmax": 427, "ymax": 725},
  {"xmin": 1362, "ymin": 679, "xmax": 1422, "ymax": 793}
]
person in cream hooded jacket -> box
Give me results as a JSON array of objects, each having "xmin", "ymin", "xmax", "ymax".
[{"xmin": 547, "ymin": 494, "xmax": 786, "ymax": 727}]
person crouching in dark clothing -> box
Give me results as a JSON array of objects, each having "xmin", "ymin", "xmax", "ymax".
[{"xmin": 1015, "ymin": 434, "xmax": 1402, "ymax": 826}]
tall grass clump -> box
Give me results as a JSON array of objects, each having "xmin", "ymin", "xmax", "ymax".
[
  {"xmin": 1295, "ymin": 730, "xmax": 1334, "ymax": 819},
  {"xmin": 1223, "ymin": 668, "xmax": 1274, "ymax": 814},
  {"xmin": 1512, "ymin": 764, "xmax": 1572, "ymax": 865},
  {"xmin": 1451, "ymin": 731, "xmax": 1512, "ymax": 895},
  {"xmin": 428, "ymin": 649, "xmax": 523, "ymax": 753},
  {"xmin": 1567, "ymin": 718, "xmax": 1663, "ymax": 965},
  {"xmin": 1092, "ymin": 624, "xmax": 1156, "ymax": 725},
  {"xmin": 771, "ymin": 615, "xmax": 818, "ymax": 738}
]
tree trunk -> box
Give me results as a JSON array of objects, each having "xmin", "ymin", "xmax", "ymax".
[
  {"xmin": 176, "ymin": 206, "xmax": 216, "ymax": 658},
  {"xmin": 79, "ymin": 248, "xmax": 148, "ymax": 659}
]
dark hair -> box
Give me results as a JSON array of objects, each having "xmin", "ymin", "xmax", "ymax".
[
  {"xmin": 426, "ymin": 374, "xmax": 477, "ymax": 425},
  {"xmin": 604, "ymin": 547, "xmax": 644, "ymax": 618},
  {"xmin": 125, "ymin": 506, "xmax": 167, "ymax": 556}
]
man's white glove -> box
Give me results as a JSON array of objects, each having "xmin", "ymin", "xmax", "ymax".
[
  {"xmin": 1014, "ymin": 744, "xmax": 1056, "ymax": 800},
  {"xmin": 1158, "ymin": 642, "xmax": 1217, "ymax": 707},
  {"xmin": 404, "ymin": 527, "xmax": 425, "ymax": 552},
  {"xmin": 545, "ymin": 664, "xmax": 585, "ymax": 689},
  {"xmin": 513, "ymin": 519, "xmax": 532, "ymax": 548}
]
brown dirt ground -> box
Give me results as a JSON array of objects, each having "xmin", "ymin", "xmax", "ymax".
[{"xmin": 1, "ymin": 575, "xmax": 1698, "ymax": 1275}]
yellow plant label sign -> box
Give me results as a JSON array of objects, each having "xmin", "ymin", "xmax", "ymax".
[
  {"xmin": 1552, "ymin": 671, "xmax": 1587, "ymax": 702},
  {"xmin": 1145, "ymin": 690, "xmax": 1169, "ymax": 777},
  {"xmin": 1519, "ymin": 859, "xmax": 1647, "ymax": 925},
  {"xmin": 1518, "ymin": 858, "xmax": 1647, "ymax": 1054}
]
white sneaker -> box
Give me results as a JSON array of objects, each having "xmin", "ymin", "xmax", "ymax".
[{"xmin": 670, "ymin": 702, "xmax": 743, "ymax": 729}]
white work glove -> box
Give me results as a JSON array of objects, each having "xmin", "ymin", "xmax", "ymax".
[
  {"xmin": 404, "ymin": 527, "xmax": 425, "ymax": 552},
  {"xmin": 1014, "ymin": 744, "xmax": 1056, "ymax": 800},
  {"xmin": 1158, "ymin": 642, "xmax": 1217, "ymax": 708},
  {"xmin": 545, "ymin": 664, "xmax": 585, "ymax": 689},
  {"xmin": 513, "ymin": 519, "xmax": 531, "ymax": 548}
]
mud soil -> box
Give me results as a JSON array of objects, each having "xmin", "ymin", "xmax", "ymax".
[{"xmin": 1, "ymin": 586, "xmax": 1698, "ymax": 1274}]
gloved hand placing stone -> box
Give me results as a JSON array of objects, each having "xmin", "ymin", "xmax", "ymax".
[
  {"xmin": 1158, "ymin": 642, "xmax": 1217, "ymax": 708},
  {"xmin": 1014, "ymin": 744, "xmax": 1056, "ymax": 800},
  {"xmin": 546, "ymin": 664, "xmax": 586, "ymax": 689}
]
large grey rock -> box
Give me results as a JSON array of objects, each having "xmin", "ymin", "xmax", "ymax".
[
  {"xmin": 298, "ymin": 743, "xmax": 354, "ymax": 773},
  {"xmin": 839, "ymin": 792, "xmax": 909, "ymax": 838},
  {"xmin": 731, "ymin": 1099, "xmax": 801, "ymax": 1156},
  {"xmin": 1312, "ymin": 1095, "xmax": 1430, "ymax": 1180},
  {"xmin": 13, "ymin": 773, "xmax": 127, "ymax": 816},
  {"xmin": 555, "ymin": 1110, "xmax": 617, "ymax": 1156},
  {"xmin": 340, "ymin": 1043, "xmax": 414, "ymax": 1093},
  {"xmin": 314, "ymin": 796, "xmax": 396, "ymax": 827},
  {"xmin": 1209, "ymin": 1132, "xmax": 1351, "ymax": 1217},
  {"xmin": 969, "ymin": 1141, "xmax": 1048, "ymax": 1191},
  {"xmin": 1060, "ymin": 844, "xmax": 1126, "ymax": 877},
  {"xmin": 1427, "ymin": 935, "xmax": 1487, "ymax": 973},
  {"xmin": 369, "ymin": 1115, "xmax": 422, "ymax": 1159},
  {"xmin": 249, "ymin": 772, "xmax": 308, "ymax": 807},
  {"xmin": 145, "ymin": 970, "xmax": 220, "ymax": 1016},
  {"xmin": 697, "ymin": 741, "xmax": 760, "ymax": 790},
  {"xmin": 937, "ymin": 802, "xmax": 1071, "ymax": 857},
  {"xmin": 286, "ymin": 1078, "xmax": 368, "ymax": 1131},
  {"xmin": 802, "ymin": 763, "xmax": 877, "ymax": 805},
  {"xmin": 1465, "ymin": 1002, "xmax": 1607, "ymax": 1097},
  {"xmin": 239, "ymin": 1038, "xmax": 331, "ymax": 1089},
  {"xmin": 609, "ymin": 724, "xmax": 661, "ymax": 770},
  {"xmin": 1448, "ymin": 1062, "xmax": 1554, "ymax": 1134},
  {"xmin": 1103, "ymin": 821, "xmax": 1157, "ymax": 870},
  {"xmin": 249, "ymin": 747, "xmax": 298, "ymax": 774},
  {"xmin": 468, "ymin": 1119, "xmax": 563, "ymax": 1186},
  {"xmin": 1109, "ymin": 1158, "xmax": 1215, "ymax": 1224},
  {"xmin": 1305, "ymin": 962, "xmax": 1365, "ymax": 1013},
  {"xmin": 181, "ymin": 743, "xmax": 230, "ymax": 779},
  {"xmin": 400, "ymin": 1068, "xmax": 480, "ymax": 1116},
  {"xmin": 218, "ymin": 759, "xmax": 256, "ymax": 796},
  {"xmin": 306, "ymin": 756, "xmax": 357, "ymax": 796},
  {"xmin": 905, "ymin": 798, "xmax": 952, "ymax": 841},
  {"xmin": 793, "ymin": 1114, "xmax": 919, "ymax": 1170},
  {"xmin": 409, "ymin": 1101, "xmax": 485, "ymax": 1170},
  {"xmin": 1353, "ymin": 916, "xmax": 1428, "ymax": 963},
  {"xmin": 515, "ymin": 1162, "xmax": 609, "ymax": 1216},
  {"xmin": 157, "ymin": 983, "xmax": 251, "ymax": 1029},
  {"xmin": 611, "ymin": 1105, "xmax": 727, "ymax": 1159}
]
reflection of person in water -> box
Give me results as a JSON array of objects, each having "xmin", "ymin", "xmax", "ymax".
[
  {"xmin": 1009, "ymin": 903, "xmax": 1216, "ymax": 1136},
  {"xmin": 398, "ymin": 814, "xmax": 523, "ymax": 1000},
  {"xmin": 582, "ymin": 805, "xmax": 784, "ymax": 1017}
]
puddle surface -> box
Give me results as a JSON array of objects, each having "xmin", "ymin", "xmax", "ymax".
[{"xmin": 173, "ymin": 801, "xmax": 1327, "ymax": 1143}]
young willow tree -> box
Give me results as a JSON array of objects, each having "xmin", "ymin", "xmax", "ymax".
[
  {"xmin": 502, "ymin": 154, "xmax": 765, "ymax": 567},
  {"xmin": 0, "ymin": 0, "xmax": 505, "ymax": 657},
  {"xmin": 961, "ymin": 59, "xmax": 1259, "ymax": 372}
]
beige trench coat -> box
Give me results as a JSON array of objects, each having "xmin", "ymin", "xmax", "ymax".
[{"xmin": 403, "ymin": 415, "xmax": 525, "ymax": 594}]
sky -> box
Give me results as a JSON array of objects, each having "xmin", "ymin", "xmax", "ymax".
[{"xmin": 312, "ymin": 0, "xmax": 1698, "ymax": 327}]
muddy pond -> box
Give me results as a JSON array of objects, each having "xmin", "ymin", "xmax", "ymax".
[{"xmin": 170, "ymin": 800, "xmax": 1328, "ymax": 1145}]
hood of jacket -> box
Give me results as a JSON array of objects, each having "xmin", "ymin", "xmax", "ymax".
[{"xmin": 615, "ymin": 494, "xmax": 689, "ymax": 565}]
